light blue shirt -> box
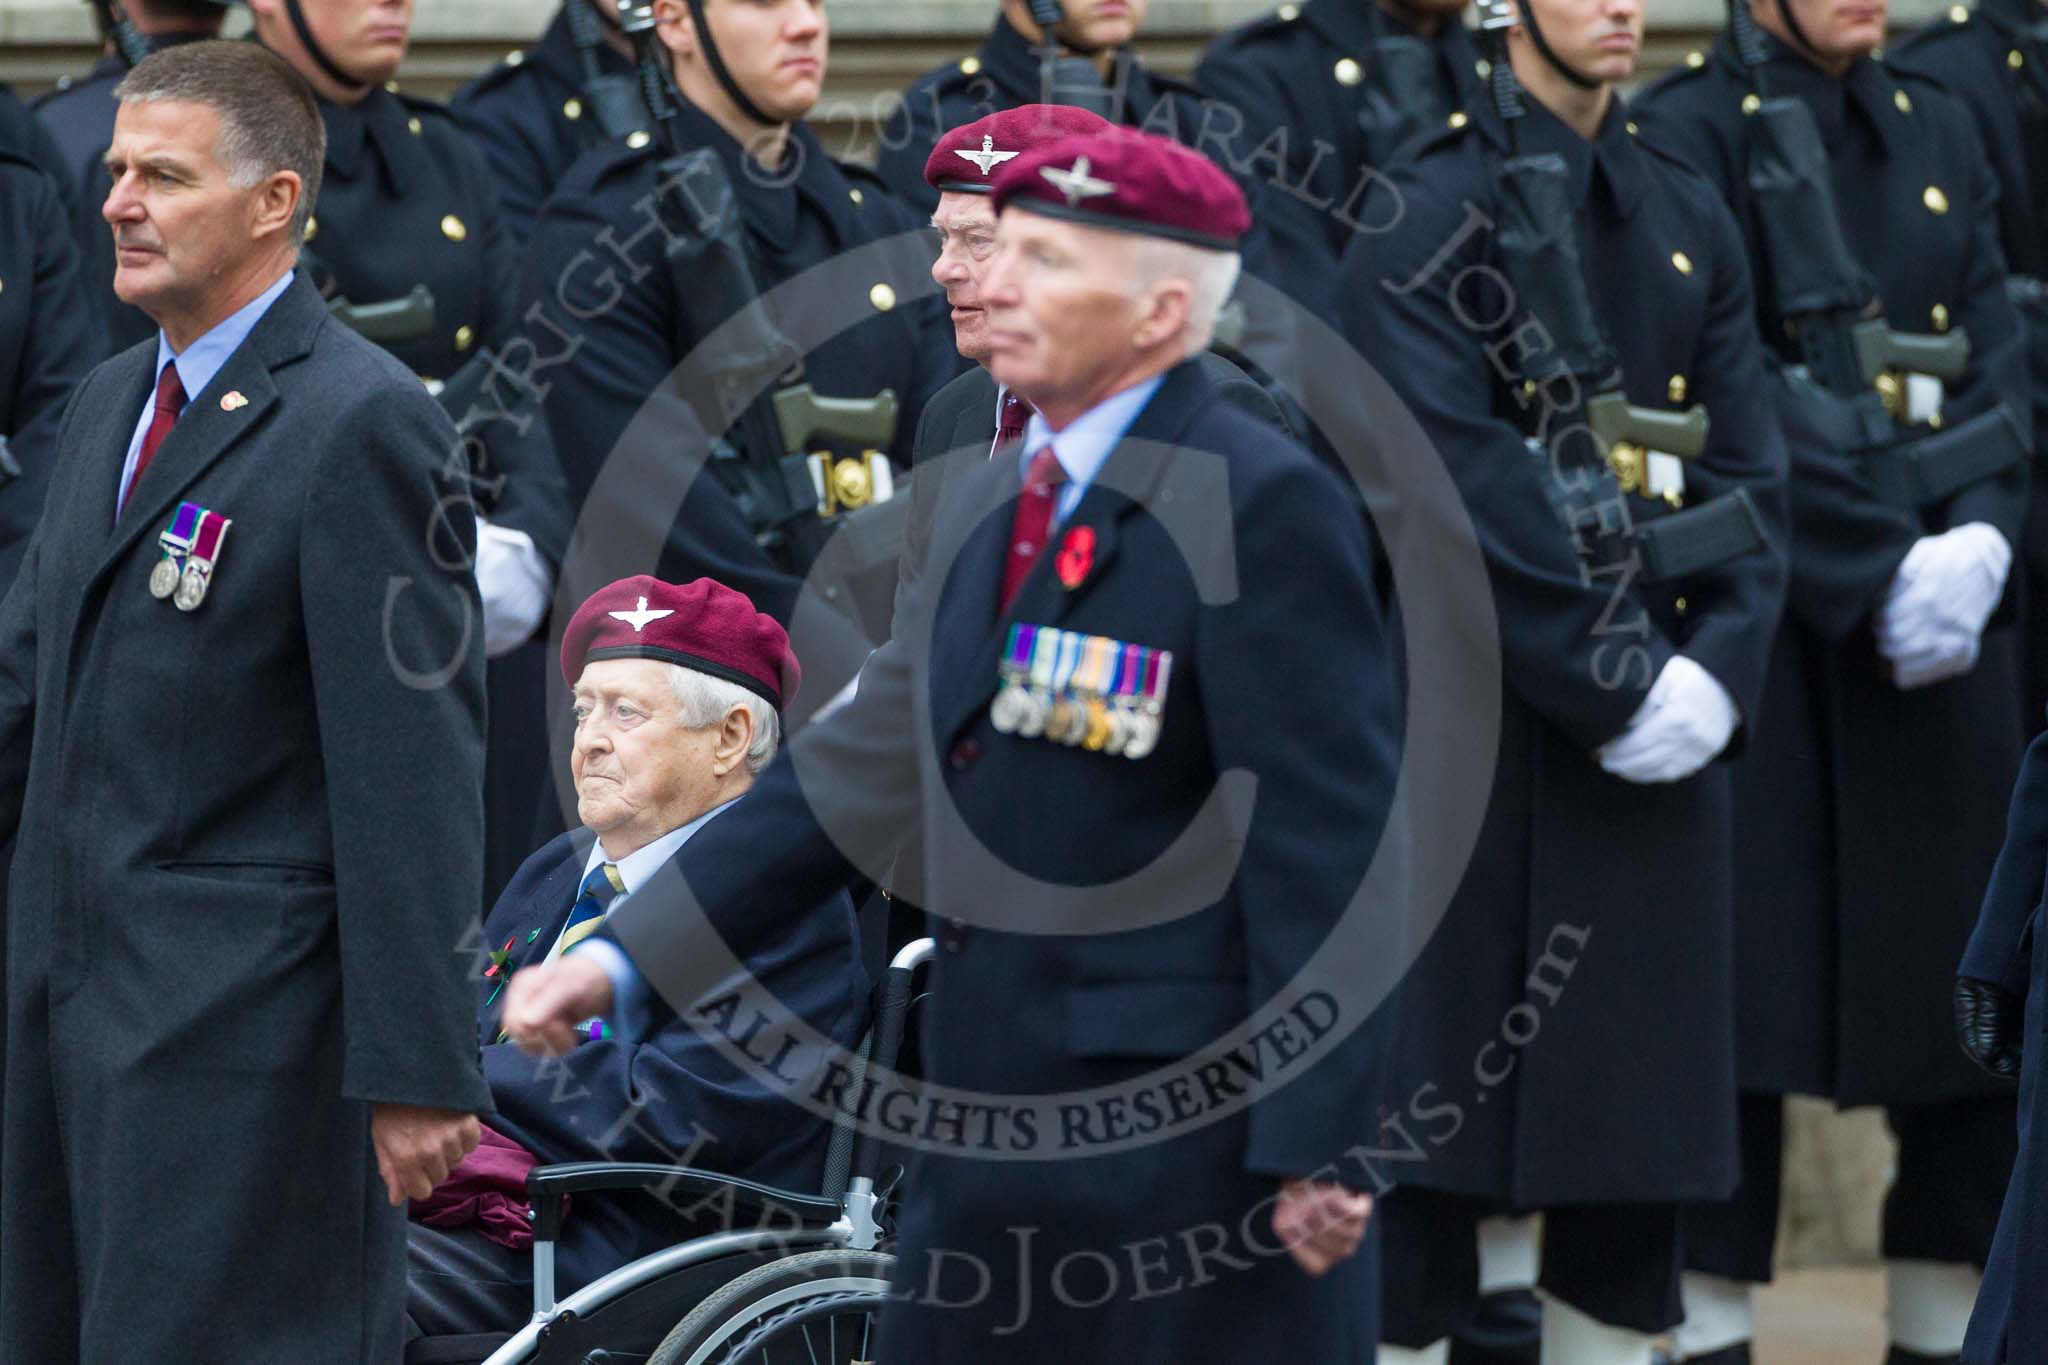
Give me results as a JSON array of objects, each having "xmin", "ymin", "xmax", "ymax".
[
  {"xmin": 1017, "ymin": 373, "xmax": 1164, "ymax": 522},
  {"xmin": 117, "ymin": 269, "xmax": 294, "ymax": 516},
  {"xmin": 571, "ymin": 799, "xmax": 738, "ymax": 1038}
]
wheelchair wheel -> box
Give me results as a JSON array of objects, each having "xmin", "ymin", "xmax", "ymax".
[{"xmin": 647, "ymin": 1248, "xmax": 894, "ymax": 1365}]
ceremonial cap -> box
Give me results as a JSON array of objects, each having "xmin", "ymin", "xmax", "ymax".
[
  {"xmin": 989, "ymin": 129, "xmax": 1250, "ymax": 251},
  {"xmin": 924, "ymin": 104, "xmax": 1114, "ymax": 195},
  {"xmin": 561, "ymin": 575, "xmax": 800, "ymax": 711}
]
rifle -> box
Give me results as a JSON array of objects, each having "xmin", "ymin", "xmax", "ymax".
[
  {"xmin": 1733, "ymin": 0, "xmax": 2027, "ymax": 510},
  {"xmin": 563, "ymin": 0, "xmax": 650, "ymax": 139},
  {"xmin": 1495, "ymin": 154, "xmax": 1764, "ymax": 581},
  {"xmin": 1478, "ymin": 0, "xmax": 1765, "ymax": 583},
  {"xmin": 89, "ymin": 0, "xmax": 156, "ymax": 69},
  {"xmin": 300, "ymin": 244, "xmax": 437, "ymax": 349},
  {"xmin": 655, "ymin": 147, "xmax": 899, "ymax": 576},
  {"xmin": 1355, "ymin": 33, "xmax": 1455, "ymax": 168},
  {"xmin": 1026, "ymin": 0, "xmax": 1126, "ymax": 119}
]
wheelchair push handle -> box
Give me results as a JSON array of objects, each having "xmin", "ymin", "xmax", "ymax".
[
  {"xmin": 847, "ymin": 938, "xmax": 933, "ymax": 1189},
  {"xmin": 867, "ymin": 938, "xmax": 933, "ymax": 1079}
]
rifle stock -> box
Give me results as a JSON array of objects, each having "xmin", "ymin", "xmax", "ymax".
[
  {"xmin": 328, "ymin": 285, "xmax": 436, "ymax": 348},
  {"xmin": 773, "ymin": 384, "xmax": 899, "ymax": 453}
]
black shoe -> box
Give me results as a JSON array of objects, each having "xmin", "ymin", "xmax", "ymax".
[
  {"xmin": 1448, "ymin": 1290, "xmax": 1542, "ymax": 1365},
  {"xmin": 1884, "ymin": 1350, "xmax": 1962, "ymax": 1365}
]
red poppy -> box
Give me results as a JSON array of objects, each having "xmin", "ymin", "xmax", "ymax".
[{"xmin": 1055, "ymin": 525, "xmax": 1096, "ymax": 589}]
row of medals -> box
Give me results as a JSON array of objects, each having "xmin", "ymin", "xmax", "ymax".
[
  {"xmin": 991, "ymin": 680, "xmax": 1163, "ymax": 759},
  {"xmin": 150, "ymin": 546, "xmax": 213, "ymax": 612}
]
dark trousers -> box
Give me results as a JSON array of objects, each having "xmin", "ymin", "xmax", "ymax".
[
  {"xmin": 1381, "ymin": 1189, "xmax": 1685, "ymax": 1345},
  {"xmin": 406, "ymin": 1222, "xmax": 533, "ymax": 1341},
  {"xmin": 1684, "ymin": 1092, "xmax": 2017, "ymax": 1283}
]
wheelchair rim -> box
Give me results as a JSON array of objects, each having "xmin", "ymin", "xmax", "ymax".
[{"xmin": 678, "ymin": 1274, "xmax": 892, "ymax": 1365}]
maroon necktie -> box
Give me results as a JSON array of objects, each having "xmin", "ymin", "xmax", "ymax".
[
  {"xmin": 122, "ymin": 361, "xmax": 186, "ymax": 518},
  {"xmin": 1001, "ymin": 445, "xmax": 1066, "ymax": 613},
  {"xmin": 994, "ymin": 390, "xmax": 1033, "ymax": 453}
]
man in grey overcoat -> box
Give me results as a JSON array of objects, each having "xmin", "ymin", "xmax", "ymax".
[{"xmin": 0, "ymin": 41, "xmax": 489, "ymax": 1361}]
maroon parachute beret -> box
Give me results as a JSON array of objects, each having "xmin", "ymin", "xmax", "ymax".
[
  {"xmin": 923, "ymin": 104, "xmax": 1116, "ymax": 196},
  {"xmin": 560, "ymin": 575, "xmax": 800, "ymax": 711},
  {"xmin": 989, "ymin": 128, "xmax": 1250, "ymax": 251}
]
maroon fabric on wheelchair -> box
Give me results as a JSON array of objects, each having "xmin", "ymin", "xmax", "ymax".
[{"xmin": 412, "ymin": 1123, "xmax": 559, "ymax": 1251}]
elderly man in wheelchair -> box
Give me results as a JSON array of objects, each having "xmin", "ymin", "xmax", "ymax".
[{"xmin": 403, "ymin": 575, "xmax": 900, "ymax": 1364}]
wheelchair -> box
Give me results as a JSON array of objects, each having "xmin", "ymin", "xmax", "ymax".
[{"xmin": 407, "ymin": 936, "xmax": 933, "ymax": 1365}]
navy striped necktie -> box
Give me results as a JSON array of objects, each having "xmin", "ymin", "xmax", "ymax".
[{"xmin": 561, "ymin": 862, "xmax": 625, "ymax": 952}]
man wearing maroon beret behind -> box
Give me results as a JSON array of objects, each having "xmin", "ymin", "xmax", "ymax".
[
  {"xmin": 905, "ymin": 105, "xmax": 1291, "ymax": 616},
  {"xmin": 505, "ymin": 130, "xmax": 1401, "ymax": 1361},
  {"xmin": 405, "ymin": 573, "xmax": 867, "ymax": 1341}
]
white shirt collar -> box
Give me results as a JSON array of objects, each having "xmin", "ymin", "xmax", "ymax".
[{"xmin": 583, "ymin": 798, "xmax": 735, "ymax": 895}]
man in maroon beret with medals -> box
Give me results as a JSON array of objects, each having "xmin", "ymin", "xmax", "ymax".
[
  {"xmin": 505, "ymin": 129, "xmax": 1402, "ymax": 1362},
  {"xmin": 407, "ymin": 573, "xmax": 867, "ymax": 1340}
]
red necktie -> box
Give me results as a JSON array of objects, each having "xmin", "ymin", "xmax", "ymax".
[
  {"xmin": 1001, "ymin": 445, "xmax": 1066, "ymax": 613},
  {"xmin": 122, "ymin": 361, "xmax": 186, "ymax": 518},
  {"xmin": 994, "ymin": 390, "xmax": 1033, "ymax": 453}
]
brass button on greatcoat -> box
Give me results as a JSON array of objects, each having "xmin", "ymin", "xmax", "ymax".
[{"xmin": 441, "ymin": 214, "xmax": 468, "ymax": 242}]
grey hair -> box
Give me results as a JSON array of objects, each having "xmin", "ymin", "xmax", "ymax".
[
  {"xmin": 1128, "ymin": 237, "xmax": 1244, "ymax": 355},
  {"xmin": 114, "ymin": 40, "xmax": 326, "ymax": 245},
  {"xmin": 664, "ymin": 664, "xmax": 781, "ymax": 775}
]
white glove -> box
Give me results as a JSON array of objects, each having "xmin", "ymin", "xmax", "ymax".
[
  {"xmin": 1597, "ymin": 655, "xmax": 1740, "ymax": 784},
  {"xmin": 475, "ymin": 517, "xmax": 553, "ymax": 658},
  {"xmin": 1876, "ymin": 523, "xmax": 2011, "ymax": 690}
]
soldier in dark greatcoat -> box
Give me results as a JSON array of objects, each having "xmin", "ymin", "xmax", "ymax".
[
  {"xmin": 1896, "ymin": 0, "xmax": 2048, "ymax": 733},
  {"xmin": 1342, "ymin": 0, "xmax": 1790, "ymax": 1359},
  {"xmin": 514, "ymin": 0, "xmax": 958, "ymax": 745},
  {"xmin": 1634, "ymin": 0, "xmax": 2035, "ymax": 1357}
]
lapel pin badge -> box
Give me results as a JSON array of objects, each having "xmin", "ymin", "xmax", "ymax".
[{"xmin": 220, "ymin": 391, "xmax": 248, "ymax": 412}]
